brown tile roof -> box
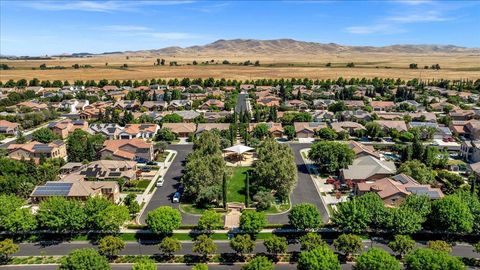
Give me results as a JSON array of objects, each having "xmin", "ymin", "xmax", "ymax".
[
  {"xmin": 0, "ymin": 120, "xmax": 18, "ymax": 128},
  {"xmin": 162, "ymin": 123, "xmax": 196, "ymax": 134},
  {"xmin": 123, "ymin": 124, "xmax": 159, "ymax": 134}
]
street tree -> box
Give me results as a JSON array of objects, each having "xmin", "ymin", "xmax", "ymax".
[
  {"xmin": 240, "ymin": 210, "xmax": 267, "ymax": 234},
  {"xmin": 94, "ymin": 205, "xmax": 130, "ymax": 232},
  {"xmin": 308, "ymin": 141, "xmax": 354, "ymax": 173},
  {"xmin": 263, "ymin": 235, "xmax": 287, "ymax": 258},
  {"xmin": 192, "ymin": 234, "xmax": 217, "ymax": 260},
  {"xmin": 288, "ymin": 203, "xmax": 322, "ymax": 230},
  {"xmin": 283, "ymin": 125, "xmax": 296, "ymax": 140},
  {"xmin": 36, "ymin": 197, "xmax": 86, "ymax": 232},
  {"xmin": 405, "ymin": 248, "xmax": 465, "ymax": 270},
  {"xmin": 158, "ymin": 237, "xmax": 182, "ymax": 257},
  {"xmin": 398, "ymin": 160, "xmax": 437, "ymax": 185},
  {"xmin": 427, "ymin": 240, "xmax": 452, "ymax": 253},
  {"xmin": 317, "ymin": 127, "xmax": 337, "ymax": 140},
  {"xmin": 230, "ymin": 234, "xmax": 255, "ymax": 257},
  {"xmin": 254, "ymin": 138, "xmax": 297, "ymax": 199},
  {"xmin": 388, "ymin": 235, "xmax": 416, "ymax": 258},
  {"xmin": 333, "ymin": 234, "xmax": 362, "ymax": 261},
  {"xmin": 98, "ymin": 236, "xmax": 125, "ymax": 259},
  {"xmin": 355, "ymin": 248, "xmax": 401, "ymax": 270},
  {"xmin": 299, "ymin": 233, "xmax": 325, "ymax": 251},
  {"xmin": 124, "ymin": 193, "xmax": 141, "ymax": 215},
  {"xmin": 59, "ymin": 248, "xmax": 110, "ymax": 270},
  {"xmin": 155, "ymin": 128, "xmax": 177, "ymax": 142},
  {"xmin": 365, "ymin": 122, "xmax": 382, "ymax": 139},
  {"xmin": 297, "ymin": 245, "xmax": 341, "ymax": 270},
  {"xmin": 66, "ymin": 129, "xmax": 105, "ymax": 162},
  {"xmin": 242, "ymin": 256, "xmax": 273, "ymax": 270},
  {"xmin": 0, "ymin": 239, "xmax": 19, "ymax": 261},
  {"xmin": 332, "ymin": 198, "xmax": 370, "ymax": 233},
  {"xmin": 197, "ymin": 210, "xmax": 223, "ymax": 232},
  {"xmin": 31, "ymin": 127, "xmax": 60, "ymax": 143},
  {"xmin": 252, "ymin": 123, "xmax": 270, "ymax": 139},
  {"xmin": 474, "ymin": 242, "xmax": 480, "ymax": 253},
  {"xmin": 191, "ymin": 263, "xmax": 208, "ymax": 270},
  {"xmin": 132, "ymin": 258, "xmax": 156, "ymax": 270},
  {"xmin": 2, "ymin": 208, "xmax": 37, "ymax": 232},
  {"xmin": 146, "ymin": 206, "xmax": 182, "ymax": 234},
  {"xmin": 431, "ymin": 194, "xmax": 473, "ymax": 234}
]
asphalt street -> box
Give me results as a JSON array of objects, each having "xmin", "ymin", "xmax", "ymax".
[
  {"xmin": 0, "ymin": 263, "xmax": 354, "ymax": 270},
  {"xmin": 12, "ymin": 240, "xmax": 480, "ymax": 259},
  {"xmin": 139, "ymin": 144, "xmax": 198, "ymax": 225}
]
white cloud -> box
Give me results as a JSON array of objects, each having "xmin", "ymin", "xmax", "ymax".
[
  {"xmin": 345, "ymin": 24, "xmax": 405, "ymax": 35},
  {"xmin": 99, "ymin": 24, "xmax": 201, "ymax": 40},
  {"xmin": 25, "ymin": 1, "xmax": 194, "ymax": 13},
  {"xmin": 101, "ymin": 25, "xmax": 153, "ymax": 32},
  {"xmin": 389, "ymin": 11, "xmax": 450, "ymax": 23},
  {"xmin": 394, "ymin": 0, "xmax": 432, "ymax": 5}
]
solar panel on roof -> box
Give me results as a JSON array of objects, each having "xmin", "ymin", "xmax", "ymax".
[{"xmin": 31, "ymin": 182, "xmax": 73, "ymax": 196}]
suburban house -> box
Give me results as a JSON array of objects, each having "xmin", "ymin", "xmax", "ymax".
[
  {"xmin": 163, "ymin": 110, "xmax": 200, "ymax": 122},
  {"xmin": 461, "ymin": 140, "xmax": 480, "ymax": 163},
  {"xmin": 200, "ymin": 99, "xmax": 225, "ymax": 110},
  {"xmin": 285, "ymin": 99, "xmax": 308, "ymax": 110},
  {"xmin": 370, "ymin": 101, "xmax": 395, "ymax": 112},
  {"xmin": 71, "ymin": 160, "xmax": 138, "ymax": 181},
  {"xmin": 249, "ymin": 122, "xmax": 284, "ymax": 138},
  {"xmin": 311, "ymin": 110, "xmax": 336, "ymax": 122},
  {"xmin": 30, "ymin": 177, "xmax": 120, "ymax": 203},
  {"xmin": 0, "ymin": 120, "xmax": 19, "ymax": 135},
  {"xmin": 118, "ymin": 124, "xmax": 159, "ymax": 140},
  {"xmin": 89, "ymin": 123, "xmax": 124, "ymax": 139},
  {"xmin": 162, "ymin": 123, "xmax": 196, "ymax": 138},
  {"xmin": 340, "ymin": 155, "xmax": 396, "ymax": 182},
  {"xmin": 196, "ymin": 123, "xmax": 230, "ymax": 136},
  {"xmin": 294, "ymin": 122, "xmax": 328, "ymax": 138},
  {"xmin": 343, "ymin": 100, "xmax": 365, "ymax": 110},
  {"xmin": 331, "ymin": 121, "xmax": 366, "ymax": 135},
  {"xmin": 48, "ymin": 119, "xmax": 89, "ymax": 139},
  {"xmin": 100, "ymin": 139, "xmax": 154, "ymax": 162},
  {"xmin": 312, "ymin": 99, "xmax": 336, "ymax": 110},
  {"xmin": 204, "ymin": 111, "xmax": 232, "ymax": 123},
  {"xmin": 59, "ymin": 99, "xmax": 89, "ymax": 113},
  {"xmin": 168, "ymin": 100, "xmax": 192, "ymax": 110},
  {"xmin": 356, "ymin": 174, "xmax": 443, "ymax": 206},
  {"xmin": 257, "ymin": 96, "xmax": 281, "ymax": 107},
  {"xmin": 8, "ymin": 140, "xmax": 67, "ymax": 163},
  {"xmin": 348, "ymin": 140, "xmax": 381, "ymax": 159},
  {"xmin": 17, "ymin": 101, "xmax": 49, "ymax": 111},
  {"xmin": 114, "ymin": 100, "xmax": 140, "ymax": 111},
  {"xmin": 142, "ymin": 101, "xmax": 168, "ymax": 111},
  {"xmin": 375, "ymin": 120, "xmax": 408, "ymax": 132}
]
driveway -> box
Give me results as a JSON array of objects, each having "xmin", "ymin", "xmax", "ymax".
[
  {"xmin": 139, "ymin": 144, "xmax": 198, "ymax": 225},
  {"xmin": 267, "ymin": 143, "xmax": 327, "ymax": 224}
]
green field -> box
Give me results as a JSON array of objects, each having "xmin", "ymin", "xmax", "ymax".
[{"xmin": 228, "ymin": 167, "xmax": 251, "ymax": 203}]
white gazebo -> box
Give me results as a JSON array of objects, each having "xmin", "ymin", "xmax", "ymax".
[{"xmin": 223, "ymin": 144, "xmax": 254, "ymax": 166}]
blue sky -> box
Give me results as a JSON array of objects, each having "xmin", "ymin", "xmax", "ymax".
[{"xmin": 1, "ymin": 0, "xmax": 479, "ymax": 56}]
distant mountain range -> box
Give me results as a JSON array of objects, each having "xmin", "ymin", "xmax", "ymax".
[
  {"xmin": 133, "ymin": 39, "xmax": 480, "ymax": 55},
  {"xmin": 4, "ymin": 39, "xmax": 479, "ymax": 58}
]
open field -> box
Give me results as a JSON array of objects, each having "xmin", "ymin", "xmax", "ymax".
[{"xmin": 1, "ymin": 52, "xmax": 480, "ymax": 81}]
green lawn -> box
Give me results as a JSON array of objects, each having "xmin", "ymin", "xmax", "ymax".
[{"xmin": 228, "ymin": 167, "xmax": 251, "ymax": 203}]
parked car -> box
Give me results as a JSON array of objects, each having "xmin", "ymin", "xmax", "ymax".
[
  {"xmin": 141, "ymin": 167, "xmax": 151, "ymax": 172},
  {"xmin": 156, "ymin": 176, "xmax": 164, "ymax": 187},
  {"xmin": 172, "ymin": 192, "xmax": 180, "ymax": 203}
]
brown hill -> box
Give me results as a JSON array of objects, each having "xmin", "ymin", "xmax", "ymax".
[{"xmin": 129, "ymin": 39, "xmax": 479, "ymax": 56}]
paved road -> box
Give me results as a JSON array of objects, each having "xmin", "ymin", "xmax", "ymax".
[
  {"xmin": 267, "ymin": 143, "xmax": 326, "ymax": 224},
  {"xmin": 12, "ymin": 240, "xmax": 480, "ymax": 259},
  {"xmin": 139, "ymin": 144, "xmax": 198, "ymax": 225},
  {"xmin": 0, "ymin": 263, "xmax": 354, "ymax": 270}
]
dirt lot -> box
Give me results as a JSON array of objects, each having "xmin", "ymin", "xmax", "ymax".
[{"xmin": 1, "ymin": 52, "xmax": 479, "ymax": 81}]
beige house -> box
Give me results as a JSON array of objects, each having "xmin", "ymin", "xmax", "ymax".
[
  {"xmin": 294, "ymin": 122, "xmax": 327, "ymax": 138},
  {"xmin": 0, "ymin": 120, "xmax": 19, "ymax": 135},
  {"xmin": 162, "ymin": 123, "xmax": 196, "ymax": 137},
  {"xmin": 30, "ymin": 176, "xmax": 120, "ymax": 203},
  {"xmin": 356, "ymin": 174, "xmax": 443, "ymax": 206},
  {"xmin": 100, "ymin": 139, "xmax": 154, "ymax": 162},
  {"xmin": 8, "ymin": 140, "xmax": 67, "ymax": 163},
  {"xmin": 118, "ymin": 124, "xmax": 159, "ymax": 140},
  {"xmin": 331, "ymin": 121, "xmax": 366, "ymax": 135},
  {"xmin": 48, "ymin": 119, "xmax": 89, "ymax": 139}
]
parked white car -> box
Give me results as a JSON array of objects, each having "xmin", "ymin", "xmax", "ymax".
[
  {"xmin": 172, "ymin": 192, "xmax": 180, "ymax": 203},
  {"xmin": 156, "ymin": 176, "xmax": 164, "ymax": 187}
]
